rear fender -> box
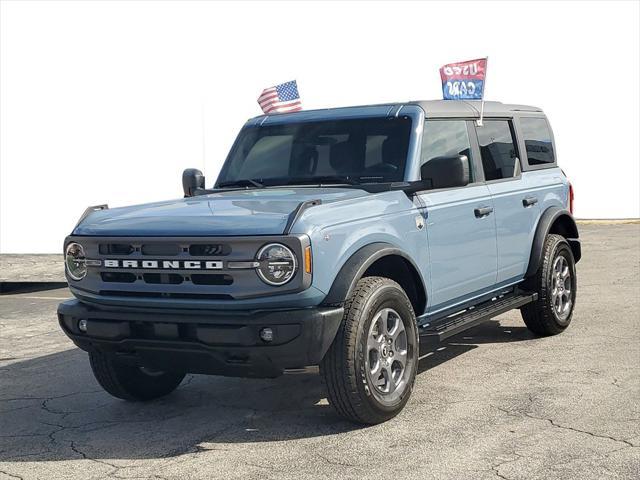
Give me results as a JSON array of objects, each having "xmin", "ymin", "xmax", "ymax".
[{"xmin": 526, "ymin": 207, "xmax": 581, "ymax": 278}]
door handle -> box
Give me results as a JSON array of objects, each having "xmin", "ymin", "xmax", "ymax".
[
  {"xmin": 522, "ymin": 196, "xmax": 538, "ymax": 207},
  {"xmin": 474, "ymin": 206, "xmax": 493, "ymax": 218}
]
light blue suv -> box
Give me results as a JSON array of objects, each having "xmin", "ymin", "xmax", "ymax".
[{"xmin": 58, "ymin": 100, "xmax": 580, "ymax": 424}]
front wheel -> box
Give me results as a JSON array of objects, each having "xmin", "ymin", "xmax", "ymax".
[
  {"xmin": 320, "ymin": 276, "xmax": 419, "ymax": 424},
  {"xmin": 89, "ymin": 351, "xmax": 185, "ymax": 401},
  {"xmin": 521, "ymin": 234, "xmax": 577, "ymax": 336}
]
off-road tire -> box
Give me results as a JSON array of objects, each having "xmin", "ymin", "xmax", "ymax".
[
  {"xmin": 89, "ymin": 351, "xmax": 185, "ymax": 401},
  {"xmin": 320, "ymin": 276, "xmax": 419, "ymax": 424},
  {"xmin": 521, "ymin": 234, "xmax": 577, "ymax": 336}
]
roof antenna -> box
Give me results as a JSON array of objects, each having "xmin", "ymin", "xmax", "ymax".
[{"xmin": 201, "ymin": 101, "xmax": 206, "ymax": 173}]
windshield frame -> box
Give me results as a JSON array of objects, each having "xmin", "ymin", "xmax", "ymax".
[{"xmin": 214, "ymin": 106, "xmax": 424, "ymax": 189}]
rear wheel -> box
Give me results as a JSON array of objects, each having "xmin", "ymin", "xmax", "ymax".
[
  {"xmin": 89, "ymin": 351, "xmax": 185, "ymax": 401},
  {"xmin": 320, "ymin": 276, "xmax": 419, "ymax": 424},
  {"xmin": 521, "ymin": 234, "xmax": 577, "ymax": 336}
]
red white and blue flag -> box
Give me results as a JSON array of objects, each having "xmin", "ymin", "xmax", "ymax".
[
  {"xmin": 257, "ymin": 80, "xmax": 302, "ymax": 114},
  {"xmin": 440, "ymin": 58, "xmax": 487, "ymax": 100}
]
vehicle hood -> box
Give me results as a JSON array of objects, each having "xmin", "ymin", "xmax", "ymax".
[{"xmin": 73, "ymin": 188, "xmax": 370, "ymax": 236}]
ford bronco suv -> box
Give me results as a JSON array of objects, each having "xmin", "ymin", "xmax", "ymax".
[{"xmin": 58, "ymin": 100, "xmax": 580, "ymax": 424}]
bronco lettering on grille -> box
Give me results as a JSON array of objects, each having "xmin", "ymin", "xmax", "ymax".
[{"xmin": 101, "ymin": 259, "xmax": 223, "ymax": 270}]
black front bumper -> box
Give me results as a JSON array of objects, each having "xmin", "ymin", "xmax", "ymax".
[{"xmin": 57, "ymin": 299, "xmax": 344, "ymax": 378}]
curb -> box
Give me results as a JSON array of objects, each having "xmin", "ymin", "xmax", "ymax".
[{"xmin": 576, "ymin": 219, "xmax": 640, "ymax": 225}]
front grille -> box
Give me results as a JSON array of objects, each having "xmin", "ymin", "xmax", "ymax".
[
  {"xmin": 97, "ymin": 242, "xmax": 233, "ymax": 257},
  {"xmin": 68, "ymin": 235, "xmax": 311, "ymax": 302}
]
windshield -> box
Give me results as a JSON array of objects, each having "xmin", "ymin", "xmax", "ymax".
[{"xmin": 216, "ymin": 116, "xmax": 413, "ymax": 187}]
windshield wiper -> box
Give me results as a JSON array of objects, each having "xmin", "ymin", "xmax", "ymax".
[
  {"xmin": 217, "ymin": 179, "xmax": 265, "ymax": 189},
  {"xmin": 274, "ymin": 175, "xmax": 360, "ymax": 186}
]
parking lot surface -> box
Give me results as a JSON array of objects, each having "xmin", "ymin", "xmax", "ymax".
[
  {"xmin": 1, "ymin": 224, "xmax": 638, "ymax": 480},
  {"xmin": 0, "ymin": 255, "xmax": 63, "ymax": 283}
]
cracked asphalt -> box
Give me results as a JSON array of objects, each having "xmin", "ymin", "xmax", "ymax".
[{"xmin": 1, "ymin": 224, "xmax": 638, "ymax": 479}]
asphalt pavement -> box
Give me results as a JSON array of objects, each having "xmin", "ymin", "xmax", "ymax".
[{"xmin": 1, "ymin": 224, "xmax": 638, "ymax": 479}]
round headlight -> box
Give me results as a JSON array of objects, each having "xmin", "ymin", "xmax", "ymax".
[
  {"xmin": 256, "ymin": 243, "xmax": 297, "ymax": 286},
  {"xmin": 65, "ymin": 242, "xmax": 87, "ymax": 281}
]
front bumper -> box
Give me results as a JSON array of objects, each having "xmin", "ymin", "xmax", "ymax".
[{"xmin": 57, "ymin": 299, "xmax": 344, "ymax": 378}]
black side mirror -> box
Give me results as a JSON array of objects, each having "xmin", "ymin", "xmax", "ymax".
[
  {"xmin": 182, "ymin": 168, "xmax": 205, "ymax": 197},
  {"xmin": 420, "ymin": 155, "xmax": 470, "ymax": 190}
]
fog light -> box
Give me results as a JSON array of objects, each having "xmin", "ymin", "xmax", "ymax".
[
  {"xmin": 78, "ymin": 319, "xmax": 88, "ymax": 332},
  {"xmin": 259, "ymin": 327, "xmax": 274, "ymax": 343}
]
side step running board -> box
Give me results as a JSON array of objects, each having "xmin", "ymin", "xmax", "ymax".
[{"xmin": 419, "ymin": 293, "xmax": 538, "ymax": 343}]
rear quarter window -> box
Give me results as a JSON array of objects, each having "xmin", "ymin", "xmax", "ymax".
[{"xmin": 520, "ymin": 117, "xmax": 556, "ymax": 166}]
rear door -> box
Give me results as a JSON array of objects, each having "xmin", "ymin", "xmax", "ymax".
[
  {"xmin": 474, "ymin": 119, "xmax": 540, "ymax": 283},
  {"xmin": 418, "ymin": 119, "xmax": 498, "ymax": 313}
]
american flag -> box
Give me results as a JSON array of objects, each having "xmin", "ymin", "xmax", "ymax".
[{"xmin": 257, "ymin": 80, "xmax": 302, "ymax": 114}]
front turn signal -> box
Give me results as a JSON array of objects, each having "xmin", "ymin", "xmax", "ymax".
[{"xmin": 304, "ymin": 246, "xmax": 312, "ymax": 274}]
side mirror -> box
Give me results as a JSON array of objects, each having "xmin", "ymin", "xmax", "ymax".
[
  {"xmin": 182, "ymin": 168, "xmax": 205, "ymax": 197},
  {"xmin": 420, "ymin": 155, "xmax": 470, "ymax": 190}
]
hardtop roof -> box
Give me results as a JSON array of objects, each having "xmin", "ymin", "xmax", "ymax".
[
  {"xmin": 249, "ymin": 100, "xmax": 543, "ymax": 124},
  {"xmin": 410, "ymin": 100, "xmax": 543, "ymax": 117}
]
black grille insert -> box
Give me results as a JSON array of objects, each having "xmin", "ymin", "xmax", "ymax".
[
  {"xmin": 143, "ymin": 273, "xmax": 184, "ymax": 285},
  {"xmin": 141, "ymin": 244, "xmax": 180, "ymax": 256},
  {"xmin": 189, "ymin": 244, "xmax": 231, "ymax": 256},
  {"xmin": 101, "ymin": 272, "xmax": 136, "ymax": 283},
  {"xmin": 191, "ymin": 274, "xmax": 233, "ymax": 286},
  {"xmin": 99, "ymin": 244, "xmax": 134, "ymax": 255}
]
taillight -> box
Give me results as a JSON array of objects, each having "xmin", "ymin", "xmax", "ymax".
[{"xmin": 569, "ymin": 183, "xmax": 574, "ymax": 214}]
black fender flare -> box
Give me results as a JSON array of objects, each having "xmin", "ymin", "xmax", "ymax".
[
  {"xmin": 320, "ymin": 242, "xmax": 427, "ymax": 308},
  {"xmin": 525, "ymin": 207, "xmax": 581, "ymax": 278}
]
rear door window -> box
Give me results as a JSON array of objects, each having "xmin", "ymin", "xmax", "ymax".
[
  {"xmin": 476, "ymin": 120, "xmax": 519, "ymax": 181},
  {"xmin": 520, "ymin": 117, "xmax": 555, "ymax": 165}
]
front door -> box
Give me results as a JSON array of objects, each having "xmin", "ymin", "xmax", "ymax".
[{"xmin": 417, "ymin": 119, "xmax": 498, "ymax": 313}]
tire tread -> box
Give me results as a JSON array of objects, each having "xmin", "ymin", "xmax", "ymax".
[
  {"xmin": 89, "ymin": 351, "xmax": 185, "ymax": 401},
  {"xmin": 89, "ymin": 351, "xmax": 139, "ymax": 401},
  {"xmin": 321, "ymin": 276, "xmax": 417, "ymax": 424},
  {"xmin": 521, "ymin": 234, "xmax": 576, "ymax": 336}
]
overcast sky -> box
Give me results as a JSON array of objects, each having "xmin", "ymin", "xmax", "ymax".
[{"xmin": 1, "ymin": 0, "xmax": 639, "ymax": 253}]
